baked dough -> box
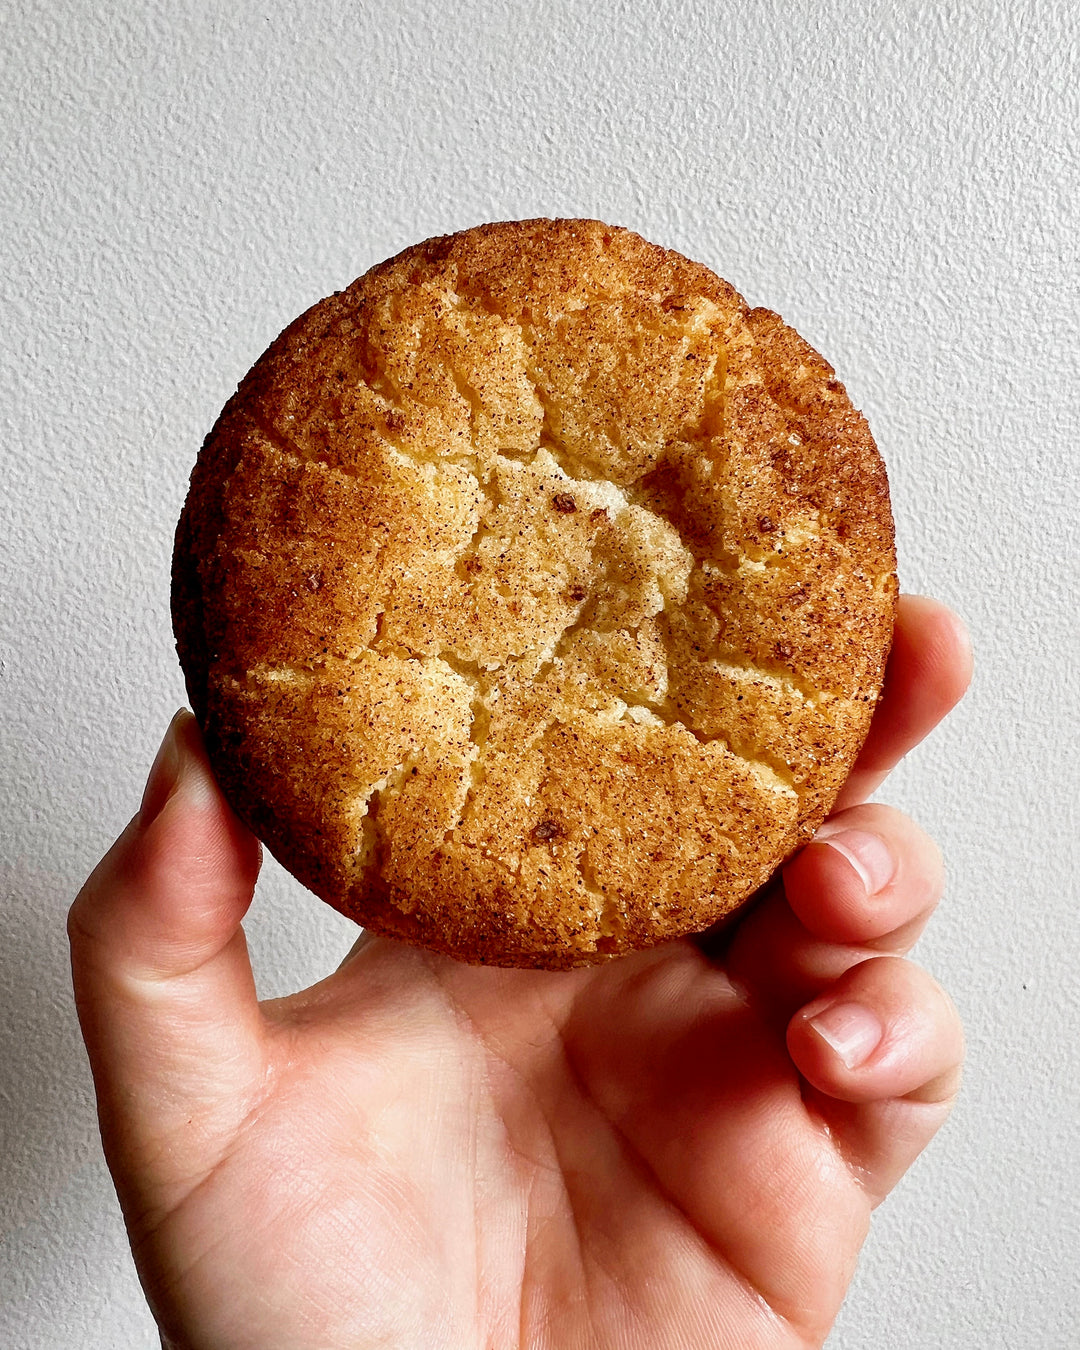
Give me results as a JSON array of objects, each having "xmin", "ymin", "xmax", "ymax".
[{"xmin": 173, "ymin": 219, "xmax": 897, "ymax": 968}]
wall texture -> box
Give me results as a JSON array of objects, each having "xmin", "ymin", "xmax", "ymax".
[{"xmin": 2, "ymin": 1, "xmax": 1077, "ymax": 1345}]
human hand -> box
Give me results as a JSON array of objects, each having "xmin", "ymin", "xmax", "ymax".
[{"xmin": 69, "ymin": 595, "xmax": 971, "ymax": 1350}]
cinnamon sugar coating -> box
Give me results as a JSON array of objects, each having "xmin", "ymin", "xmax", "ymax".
[{"xmin": 173, "ymin": 219, "xmax": 897, "ymax": 968}]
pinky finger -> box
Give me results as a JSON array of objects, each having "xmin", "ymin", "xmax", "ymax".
[{"xmin": 787, "ymin": 955, "xmax": 964, "ymax": 1203}]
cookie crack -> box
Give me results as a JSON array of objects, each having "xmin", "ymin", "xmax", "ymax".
[
  {"xmin": 523, "ymin": 374, "xmax": 607, "ymax": 483},
  {"xmin": 609, "ymin": 693, "xmax": 799, "ymax": 798},
  {"xmin": 453, "ymin": 684, "xmax": 493, "ymax": 840},
  {"xmin": 248, "ymin": 412, "xmax": 339, "ymax": 473},
  {"xmin": 678, "ymin": 641, "xmax": 833, "ymax": 706},
  {"xmin": 354, "ymin": 753, "xmax": 423, "ymax": 886},
  {"xmin": 527, "ymin": 720, "xmax": 630, "ymax": 940},
  {"xmin": 453, "ymin": 459, "xmax": 503, "ymax": 588},
  {"xmin": 577, "ymin": 844, "xmax": 626, "ymax": 951}
]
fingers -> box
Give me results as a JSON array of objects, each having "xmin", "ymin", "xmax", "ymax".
[
  {"xmin": 787, "ymin": 955, "xmax": 964, "ymax": 1202},
  {"xmin": 783, "ymin": 804, "xmax": 943, "ymax": 948},
  {"xmin": 69, "ymin": 712, "xmax": 266, "ymax": 1211},
  {"xmin": 725, "ymin": 803, "xmax": 945, "ymax": 1021},
  {"xmin": 789, "ymin": 957, "xmax": 962, "ymax": 1104},
  {"xmin": 836, "ymin": 595, "xmax": 972, "ymax": 810}
]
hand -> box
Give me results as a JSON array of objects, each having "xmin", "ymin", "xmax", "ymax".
[{"xmin": 69, "ymin": 595, "xmax": 971, "ymax": 1350}]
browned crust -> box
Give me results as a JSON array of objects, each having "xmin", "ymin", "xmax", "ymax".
[{"xmin": 173, "ymin": 219, "xmax": 897, "ymax": 969}]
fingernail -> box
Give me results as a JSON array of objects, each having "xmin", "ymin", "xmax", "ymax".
[
  {"xmin": 139, "ymin": 712, "xmax": 187, "ymax": 826},
  {"xmin": 816, "ymin": 828, "xmax": 896, "ymax": 895},
  {"xmin": 809, "ymin": 1002, "xmax": 884, "ymax": 1068}
]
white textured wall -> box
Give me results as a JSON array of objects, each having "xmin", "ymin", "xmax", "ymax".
[{"xmin": 2, "ymin": 1, "xmax": 1077, "ymax": 1345}]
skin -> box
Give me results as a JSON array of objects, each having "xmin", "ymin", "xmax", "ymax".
[{"xmin": 69, "ymin": 595, "xmax": 971, "ymax": 1350}]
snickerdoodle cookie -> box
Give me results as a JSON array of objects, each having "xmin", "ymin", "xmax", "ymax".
[{"xmin": 173, "ymin": 219, "xmax": 897, "ymax": 968}]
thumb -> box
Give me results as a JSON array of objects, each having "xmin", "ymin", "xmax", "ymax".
[{"xmin": 69, "ymin": 711, "xmax": 267, "ymax": 1218}]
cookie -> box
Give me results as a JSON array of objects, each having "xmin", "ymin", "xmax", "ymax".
[{"xmin": 173, "ymin": 219, "xmax": 897, "ymax": 968}]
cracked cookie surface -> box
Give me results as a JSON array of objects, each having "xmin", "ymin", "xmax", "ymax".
[{"xmin": 173, "ymin": 218, "xmax": 897, "ymax": 968}]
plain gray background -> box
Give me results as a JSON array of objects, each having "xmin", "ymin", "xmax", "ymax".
[{"xmin": 2, "ymin": 1, "xmax": 1077, "ymax": 1345}]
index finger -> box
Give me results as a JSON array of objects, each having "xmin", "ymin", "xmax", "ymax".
[{"xmin": 835, "ymin": 595, "xmax": 973, "ymax": 810}]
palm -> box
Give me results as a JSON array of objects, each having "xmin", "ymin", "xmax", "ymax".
[
  {"xmin": 72, "ymin": 598, "xmax": 971, "ymax": 1350},
  {"xmin": 137, "ymin": 932, "xmax": 865, "ymax": 1350}
]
